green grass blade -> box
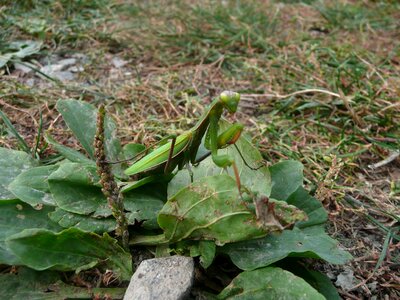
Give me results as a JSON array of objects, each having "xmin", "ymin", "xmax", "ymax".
[
  {"xmin": 374, "ymin": 227, "xmax": 399, "ymax": 272},
  {"xmin": 0, "ymin": 109, "xmax": 30, "ymax": 153},
  {"xmin": 32, "ymin": 110, "xmax": 42, "ymax": 159}
]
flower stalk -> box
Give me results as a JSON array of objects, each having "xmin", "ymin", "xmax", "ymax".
[{"xmin": 94, "ymin": 105, "xmax": 129, "ymax": 250}]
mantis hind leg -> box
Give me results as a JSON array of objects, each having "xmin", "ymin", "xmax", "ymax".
[
  {"xmin": 231, "ymin": 162, "xmax": 241, "ymax": 196},
  {"xmin": 186, "ymin": 163, "xmax": 194, "ymax": 183},
  {"xmin": 182, "ymin": 150, "xmax": 194, "ymax": 182},
  {"xmin": 164, "ymin": 135, "xmax": 177, "ymax": 173}
]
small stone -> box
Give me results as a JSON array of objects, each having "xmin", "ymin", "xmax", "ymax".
[
  {"xmin": 52, "ymin": 71, "xmax": 75, "ymax": 82},
  {"xmin": 14, "ymin": 63, "xmax": 32, "ymax": 74},
  {"xmin": 71, "ymin": 53, "xmax": 88, "ymax": 61},
  {"xmin": 335, "ymin": 267, "xmax": 357, "ymax": 291},
  {"xmin": 40, "ymin": 58, "xmax": 77, "ymax": 74},
  {"xmin": 68, "ymin": 65, "xmax": 84, "ymax": 73},
  {"xmin": 123, "ymin": 256, "xmax": 194, "ymax": 300},
  {"xmin": 56, "ymin": 58, "xmax": 77, "ymax": 68},
  {"xmin": 112, "ymin": 57, "xmax": 128, "ymax": 68},
  {"xmin": 40, "ymin": 65, "xmax": 57, "ymax": 74},
  {"xmin": 368, "ymin": 281, "xmax": 378, "ymax": 292},
  {"xmin": 326, "ymin": 271, "xmax": 335, "ymax": 280},
  {"xmin": 26, "ymin": 78, "xmax": 35, "ymax": 87}
]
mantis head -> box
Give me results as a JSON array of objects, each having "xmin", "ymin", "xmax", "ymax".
[{"xmin": 220, "ymin": 91, "xmax": 240, "ymax": 113}]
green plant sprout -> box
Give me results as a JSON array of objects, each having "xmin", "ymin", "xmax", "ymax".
[{"xmin": 124, "ymin": 91, "xmax": 245, "ymax": 190}]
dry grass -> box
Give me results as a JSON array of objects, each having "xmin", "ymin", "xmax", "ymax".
[{"xmin": 1, "ymin": 0, "xmax": 399, "ymax": 298}]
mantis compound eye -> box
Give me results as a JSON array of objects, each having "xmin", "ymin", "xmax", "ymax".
[{"xmin": 220, "ymin": 90, "xmax": 240, "ymax": 113}]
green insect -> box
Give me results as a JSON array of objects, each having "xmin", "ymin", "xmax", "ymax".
[{"xmin": 124, "ymin": 91, "xmax": 245, "ymax": 191}]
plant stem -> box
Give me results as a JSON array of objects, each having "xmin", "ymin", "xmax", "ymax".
[{"xmin": 94, "ymin": 105, "xmax": 129, "ymax": 250}]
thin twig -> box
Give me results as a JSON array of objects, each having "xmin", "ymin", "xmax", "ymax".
[
  {"xmin": 368, "ymin": 151, "xmax": 400, "ymax": 169},
  {"xmin": 241, "ymin": 88, "xmax": 341, "ymax": 100},
  {"xmin": 378, "ymin": 102, "xmax": 400, "ymax": 113}
]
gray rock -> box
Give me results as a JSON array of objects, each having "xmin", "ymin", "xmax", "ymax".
[
  {"xmin": 71, "ymin": 53, "xmax": 88, "ymax": 61},
  {"xmin": 26, "ymin": 78, "xmax": 35, "ymax": 87},
  {"xmin": 112, "ymin": 56, "xmax": 128, "ymax": 68},
  {"xmin": 14, "ymin": 63, "xmax": 33, "ymax": 74},
  {"xmin": 124, "ymin": 256, "xmax": 194, "ymax": 300},
  {"xmin": 51, "ymin": 71, "xmax": 75, "ymax": 81},
  {"xmin": 40, "ymin": 58, "xmax": 77, "ymax": 74},
  {"xmin": 335, "ymin": 267, "xmax": 357, "ymax": 291},
  {"xmin": 55, "ymin": 58, "xmax": 77, "ymax": 68},
  {"xmin": 68, "ymin": 65, "xmax": 84, "ymax": 73}
]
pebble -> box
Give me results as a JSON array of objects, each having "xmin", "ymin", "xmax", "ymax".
[
  {"xmin": 123, "ymin": 256, "xmax": 194, "ymax": 300},
  {"xmin": 112, "ymin": 57, "xmax": 129, "ymax": 68}
]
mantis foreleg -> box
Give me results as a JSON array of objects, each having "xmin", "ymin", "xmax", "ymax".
[{"xmin": 206, "ymin": 111, "xmax": 243, "ymax": 193}]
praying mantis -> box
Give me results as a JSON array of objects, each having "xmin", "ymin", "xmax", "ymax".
[{"xmin": 123, "ymin": 91, "xmax": 246, "ymax": 191}]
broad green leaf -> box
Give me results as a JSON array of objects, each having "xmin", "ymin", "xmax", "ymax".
[
  {"xmin": 286, "ymin": 187, "xmax": 328, "ymax": 228},
  {"xmin": 48, "ymin": 162, "xmax": 110, "ymax": 215},
  {"xmin": 217, "ymin": 267, "xmax": 325, "ymax": 300},
  {"xmin": 276, "ymin": 260, "xmax": 340, "ymax": 300},
  {"xmin": 123, "ymin": 143, "xmax": 146, "ymax": 160},
  {"xmin": 168, "ymin": 120, "xmax": 271, "ymax": 197},
  {"xmin": 48, "ymin": 208, "xmax": 117, "ymax": 233},
  {"xmin": 104, "ymin": 114, "xmax": 123, "ymax": 164},
  {"xmin": 0, "ymin": 200, "xmax": 61, "ymax": 265},
  {"xmin": 303, "ymin": 269, "xmax": 340, "ymax": 300},
  {"xmin": 0, "ymin": 53, "xmax": 12, "ymax": 68},
  {"xmin": 48, "ymin": 187, "xmax": 164, "ymax": 231},
  {"xmin": 0, "ymin": 244, "xmax": 18, "ymax": 266},
  {"xmin": 270, "ymin": 160, "xmax": 303, "ymax": 200},
  {"xmin": 0, "ymin": 40, "xmax": 42, "ymax": 68},
  {"xmin": 48, "ymin": 194, "xmax": 164, "ymax": 232},
  {"xmin": 8, "ymin": 165, "xmax": 58, "ymax": 207},
  {"xmin": 124, "ymin": 186, "xmax": 165, "ymax": 230},
  {"xmin": 48, "ymin": 162, "xmax": 165, "ymax": 226},
  {"xmin": 221, "ymin": 226, "xmax": 352, "ymax": 270},
  {"xmin": 0, "ymin": 268, "xmax": 61, "ymax": 300},
  {"xmin": 56, "ymin": 99, "xmax": 122, "ymax": 162},
  {"xmin": 121, "ymin": 173, "xmax": 174, "ymax": 194},
  {"xmin": 170, "ymin": 240, "xmax": 216, "ymax": 269},
  {"xmin": 0, "ymin": 267, "xmax": 126, "ymax": 300},
  {"xmin": 44, "ymin": 132, "xmax": 94, "ymax": 164},
  {"xmin": 55, "ymin": 99, "xmax": 97, "ymax": 158},
  {"xmin": 159, "ymin": 175, "xmax": 305, "ymax": 245},
  {"xmin": 197, "ymin": 240, "xmax": 216, "ymax": 269},
  {"xmin": 0, "ymin": 147, "xmax": 38, "ymax": 200},
  {"xmin": 8, "ymin": 41, "xmax": 42, "ymax": 58},
  {"xmin": 6, "ymin": 228, "xmax": 132, "ymax": 280}
]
